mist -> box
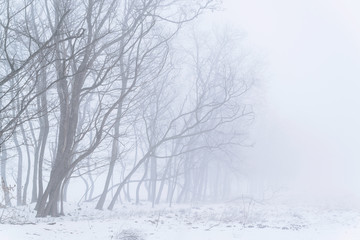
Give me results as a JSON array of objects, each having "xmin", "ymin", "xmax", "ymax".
[{"xmin": 1, "ymin": 0, "xmax": 360, "ymax": 239}]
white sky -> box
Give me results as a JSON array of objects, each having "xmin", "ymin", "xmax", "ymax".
[{"xmin": 209, "ymin": 0, "xmax": 360, "ymax": 195}]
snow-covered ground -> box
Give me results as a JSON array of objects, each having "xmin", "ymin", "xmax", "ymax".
[{"xmin": 1, "ymin": 199, "xmax": 360, "ymax": 240}]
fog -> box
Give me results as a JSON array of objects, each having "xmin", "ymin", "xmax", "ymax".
[
  {"xmin": 214, "ymin": 0, "xmax": 360, "ymax": 201},
  {"xmin": 1, "ymin": 0, "xmax": 360, "ymax": 239}
]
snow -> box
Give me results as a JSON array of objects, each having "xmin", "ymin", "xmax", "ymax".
[{"xmin": 1, "ymin": 200, "xmax": 360, "ymax": 240}]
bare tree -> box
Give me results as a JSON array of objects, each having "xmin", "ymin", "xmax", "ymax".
[
  {"xmin": 0, "ymin": 0, "xmax": 257, "ymax": 217},
  {"xmin": 107, "ymin": 28, "xmax": 255, "ymax": 209},
  {"xmin": 0, "ymin": 2, "xmax": 76, "ymax": 207},
  {"xmin": 33, "ymin": 0, "xmax": 214, "ymax": 217}
]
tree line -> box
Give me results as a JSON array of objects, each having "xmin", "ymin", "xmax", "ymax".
[{"xmin": 0, "ymin": 0, "xmax": 256, "ymax": 217}]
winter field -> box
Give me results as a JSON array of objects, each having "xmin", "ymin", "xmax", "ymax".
[
  {"xmin": 1, "ymin": 197, "xmax": 360, "ymax": 240},
  {"xmin": 2, "ymin": 0, "xmax": 360, "ymax": 239}
]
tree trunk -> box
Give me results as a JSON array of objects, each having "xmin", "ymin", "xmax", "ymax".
[
  {"xmin": 108, "ymin": 152, "xmax": 151, "ymax": 210},
  {"xmin": 38, "ymin": 101, "xmax": 49, "ymax": 201},
  {"xmin": 12, "ymin": 131, "xmax": 22, "ymax": 206},
  {"xmin": 30, "ymin": 118, "xmax": 40, "ymax": 203},
  {"xmin": 96, "ymin": 35, "xmax": 128, "ymax": 209},
  {"xmin": 87, "ymin": 160, "xmax": 94, "ymax": 200},
  {"xmin": 1, "ymin": 142, "xmax": 11, "ymax": 206},
  {"xmin": 21, "ymin": 122, "xmax": 31, "ymax": 205},
  {"xmin": 135, "ymin": 159, "xmax": 149, "ymax": 204},
  {"xmin": 36, "ymin": 166, "xmax": 67, "ymax": 217},
  {"xmin": 150, "ymin": 156, "xmax": 157, "ymax": 207},
  {"xmin": 177, "ymin": 157, "xmax": 190, "ymax": 203},
  {"xmin": 155, "ymin": 159, "xmax": 171, "ymax": 205},
  {"xmin": 95, "ymin": 102, "xmax": 123, "ymax": 210},
  {"xmin": 79, "ymin": 169, "xmax": 89, "ymax": 201}
]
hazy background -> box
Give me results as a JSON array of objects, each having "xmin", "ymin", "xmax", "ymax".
[{"xmin": 211, "ymin": 0, "xmax": 360, "ymax": 200}]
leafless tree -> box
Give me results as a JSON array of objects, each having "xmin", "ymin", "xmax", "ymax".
[
  {"xmin": 0, "ymin": 0, "xmax": 257, "ymax": 217},
  {"xmin": 32, "ymin": 0, "xmax": 215, "ymax": 217},
  {"xmin": 106, "ymin": 28, "xmax": 255, "ymax": 209}
]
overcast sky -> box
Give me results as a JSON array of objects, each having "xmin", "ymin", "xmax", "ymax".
[{"xmin": 210, "ymin": 0, "xmax": 360, "ymax": 196}]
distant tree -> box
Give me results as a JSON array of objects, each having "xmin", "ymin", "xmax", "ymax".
[{"xmin": 107, "ymin": 29, "xmax": 255, "ymax": 209}]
